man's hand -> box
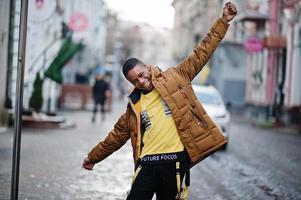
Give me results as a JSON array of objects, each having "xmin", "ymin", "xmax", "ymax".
[
  {"xmin": 82, "ymin": 157, "xmax": 95, "ymax": 170},
  {"xmin": 222, "ymin": 2, "xmax": 237, "ymax": 22}
]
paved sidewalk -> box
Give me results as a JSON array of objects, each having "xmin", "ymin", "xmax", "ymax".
[{"xmin": 0, "ymin": 99, "xmax": 133, "ymax": 200}]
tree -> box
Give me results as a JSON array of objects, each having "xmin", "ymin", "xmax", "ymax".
[{"xmin": 29, "ymin": 72, "xmax": 44, "ymax": 112}]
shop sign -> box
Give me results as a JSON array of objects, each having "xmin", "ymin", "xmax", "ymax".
[
  {"xmin": 244, "ymin": 37, "xmax": 263, "ymax": 52},
  {"xmin": 68, "ymin": 12, "xmax": 89, "ymax": 32}
]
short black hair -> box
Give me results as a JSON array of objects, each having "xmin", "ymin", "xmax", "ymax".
[{"xmin": 122, "ymin": 58, "xmax": 145, "ymax": 77}]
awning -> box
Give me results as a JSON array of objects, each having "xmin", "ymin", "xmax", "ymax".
[{"xmin": 44, "ymin": 34, "xmax": 83, "ymax": 84}]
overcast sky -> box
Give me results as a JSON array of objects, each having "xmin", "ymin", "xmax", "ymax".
[{"xmin": 104, "ymin": 0, "xmax": 175, "ymax": 29}]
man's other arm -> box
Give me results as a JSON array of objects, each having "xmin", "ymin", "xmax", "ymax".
[{"xmin": 83, "ymin": 111, "xmax": 130, "ymax": 170}]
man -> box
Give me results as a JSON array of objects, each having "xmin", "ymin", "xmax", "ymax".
[{"xmin": 83, "ymin": 2, "xmax": 237, "ymax": 199}]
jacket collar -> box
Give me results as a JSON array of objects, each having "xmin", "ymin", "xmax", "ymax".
[
  {"xmin": 128, "ymin": 89, "xmax": 142, "ymax": 104},
  {"xmin": 150, "ymin": 65, "xmax": 163, "ymax": 79}
]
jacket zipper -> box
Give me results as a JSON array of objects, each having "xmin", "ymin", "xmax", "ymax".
[{"xmin": 128, "ymin": 97, "xmax": 141, "ymax": 160}]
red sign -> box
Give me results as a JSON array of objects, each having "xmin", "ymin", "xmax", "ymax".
[
  {"xmin": 244, "ymin": 37, "xmax": 263, "ymax": 52},
  {"xmin": 68, "ymin": 12, "xmax": 89, "ymax": 32},
  {"xmin": 35, "ymin": 0, "xmax": 44, "ymax": 9}
]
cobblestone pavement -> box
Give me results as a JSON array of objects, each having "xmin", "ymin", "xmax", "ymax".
[{"xmin": 1, "ymin": 100, "xmax": 301, "ymax": 200}]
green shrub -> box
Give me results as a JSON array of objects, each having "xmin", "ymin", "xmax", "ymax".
[{"xmin": 29, "ymin": 72, "xmax": 44, "ymax": 112}]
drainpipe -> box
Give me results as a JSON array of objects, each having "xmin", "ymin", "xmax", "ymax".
[
  {"xmin": 267, "ymin": 0, "xmax": 279, "ymax": 119},
  {"xmin": 275, "ymin": 0, "xmax": 283, "ymax": 125},
  {"xmin": 283, "ymin": 1, "xmax": 300, "ymax": 107},
  {"xmin": 287, "ymin": 23, "xmax": 294, "ymax": 106}
]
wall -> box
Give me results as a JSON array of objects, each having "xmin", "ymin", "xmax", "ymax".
[{"xmin": 0, "ymin": 0, "xmax": 11, "ymax": 126}]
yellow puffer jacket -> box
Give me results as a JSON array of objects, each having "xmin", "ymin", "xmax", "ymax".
[{"xmin": 88, "ymin": 18, "xmax": 229, "ymax": 167}]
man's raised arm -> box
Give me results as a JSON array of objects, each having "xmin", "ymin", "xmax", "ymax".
[{"xmin": 174, "ymin": 2, "xmax": 237, "ymax": 82}]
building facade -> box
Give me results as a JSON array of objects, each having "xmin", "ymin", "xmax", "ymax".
[
  {"xmin": 237, "ymin": 0, "xmax": 301, "ymax": 125},
  {"xmin": 4, "ymin": 0, "xmax": 108, "ymax": 115},
  {"xmin": 0, "ymin": 0, "xmax": 11, "ymax": 126},
  {"xmin": 282, "ymin": 0, "xmax": 301, "ymax": 125}
]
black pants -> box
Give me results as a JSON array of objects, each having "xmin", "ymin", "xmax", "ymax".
[
  {"xmin": 92, "ymin": 101, "xmax": 105, "ymax": 121},
  {"xmin": 126, "ymin": 162, "xmax": 186, "ymax": 200}
]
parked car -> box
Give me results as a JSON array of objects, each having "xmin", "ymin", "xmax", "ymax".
[{"xmin": 192, "ymin": 84, "xmax": 231, "ymax": 148}]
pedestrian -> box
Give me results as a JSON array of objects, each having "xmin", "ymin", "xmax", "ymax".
[
  {"xmin": 104, "ymin": 72, "xmax": 113, "ymax": 112},
  {"xmin": 91, "ymin": 72, "xmax": 109, "ymax": 122},
  {"xmin": 83, "ymin": 2, "xmax": 237, "ymax": 199}
]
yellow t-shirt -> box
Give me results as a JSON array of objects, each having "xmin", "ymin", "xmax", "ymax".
[{"xmin": 140, "ymin": 89, "xmax": 184, "ymax": 158}]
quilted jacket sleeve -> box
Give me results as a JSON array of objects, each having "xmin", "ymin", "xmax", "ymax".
[
  {"xmin": 174, "ymin": 18, "xmax": 229, "ymax": 82},
  {"xmin": 87, "ymin": 111, "xmax": 130, "ymax": 163}
]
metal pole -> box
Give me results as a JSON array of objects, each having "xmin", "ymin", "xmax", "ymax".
[{"xmin": 10, "ymin": 0, "xmax": 29, "ymax": 199}]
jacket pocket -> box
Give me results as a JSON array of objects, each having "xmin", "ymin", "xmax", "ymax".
[{"xmin": 190, "ymin": 108, "xmax": 208, "ymax": 129}]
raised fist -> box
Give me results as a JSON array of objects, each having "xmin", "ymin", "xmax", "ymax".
[{"xmin": 222, "ymin": 2, "xmax": 237, "ymax": 22}]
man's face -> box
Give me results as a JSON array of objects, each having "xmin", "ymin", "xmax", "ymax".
[{"xmin": 126, "ymin": 64, "xmax": 154, "ymax": 92}]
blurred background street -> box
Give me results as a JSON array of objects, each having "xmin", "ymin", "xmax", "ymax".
[{"xmin": 1, "ymin": 0, "xmax": 301, "ymax": 199}]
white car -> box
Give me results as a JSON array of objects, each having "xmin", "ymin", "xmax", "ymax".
[{"xmin": 192, "ymin": 85, "xmax": 231, "ymax": 148}]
